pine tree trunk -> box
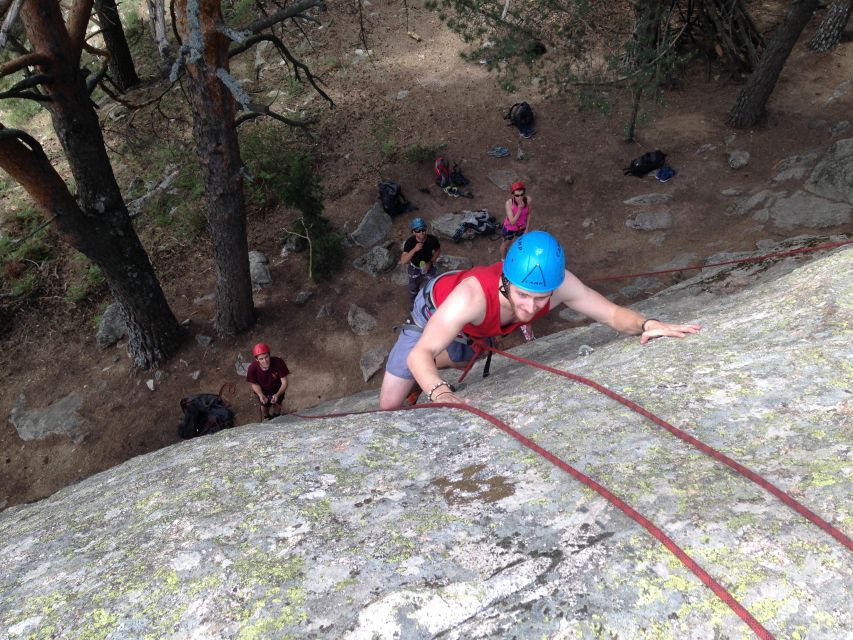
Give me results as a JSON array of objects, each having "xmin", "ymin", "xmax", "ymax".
[
  {"xmin": 146, "ymin": 0, "xmax": 172, "ymax": 61},
  {"xmin": 175, "ymin": 0, "xmax": 256, "ymax": 337},
  {"xmin": 95, "ymin": 0, "xmax": 140, "ymax": 91},
  {"xmin": 727, "ymin": 0, "xmax": 819, "ymax": 128},
  {"xmin": 808, "ymin": 0, "xmax": 852, "ymax": 52},
  {"xmin": 15, "ymin": 0, "xmax": 183, "ymax": 368}
]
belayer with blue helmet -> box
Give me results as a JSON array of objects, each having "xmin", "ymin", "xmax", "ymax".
[
  {"xmin": 401, "ymin": 217, "xmax": 441, "ymax": 302},
  {"xmin": 380, "ymin": 230, "xmax": 701, "ymax": 409}
]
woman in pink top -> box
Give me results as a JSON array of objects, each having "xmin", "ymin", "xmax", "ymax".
[{"xmin": 500, "ymin": 181, "xmax": 532, "ymax": 259}]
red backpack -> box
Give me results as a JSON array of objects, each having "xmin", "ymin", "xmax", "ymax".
[{"xmin": 434, "ymin": 157, "xmax": 451, "ymax": 188}]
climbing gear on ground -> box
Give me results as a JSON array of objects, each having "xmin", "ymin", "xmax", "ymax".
[
  {"xmin": 451, "ymin": 209, "xmax": 497, "ymax": 242},
  {"xmin": 655, "ymin": 166, "xmax": 676, "ymax": 182},
  {"xmin": 252, "ymin": 343, "xmax": 271, "ymax": 357},
  {"xmin": 505, "ymin": 102, "xmax": 535, "ymax": 138},
  {"xmin": 503, "ymin": 230, "xmax": 565, "ymax": 293},
  {"xmin": 410, "ymin": 217, "xmax": 427, "ymax": 231},
  {"xmin": 520, "ymin": 323, "xmax": 535, "ymax": 342},
  {"xmin": 434, "ymin": 157, "xmax": 451, "ymax": 188},
  {"xmin": 623, "ymin": 150, "xmax": 666, "ymax": 177},
  {"xmin": 487, "ymin": 146, "xmax": 509, "ymax": 158},
  {"xmin": 450, "ymin": 163, "xmax": 469, "ymax": 187},
  {"xmin": 379, "ymin": 181, "xmax": 415, "ymax": 217},
  {"xmin": 443, "ymin": 185, "xmax": 474, "ymax": 199},
  {"xmin": 178, "ymin": 387, "xmax": 235, "ymax": 439}
]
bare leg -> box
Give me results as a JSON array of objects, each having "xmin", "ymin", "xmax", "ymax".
[
  {"xmin": 499, "ymin": 238, "xmax": 511, "ymax": 259},
  {"xmin": 379, "ymin": 370, "xmax": 417, "ymax": 410}
]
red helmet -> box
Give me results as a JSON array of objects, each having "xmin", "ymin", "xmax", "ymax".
[
  {"xmin": 252, "ymin": 343, "xmax": 271, "ymax": 357},
  {"xmin": 510, "ymin": 181, "xmax": 526, "ymax": 193}
]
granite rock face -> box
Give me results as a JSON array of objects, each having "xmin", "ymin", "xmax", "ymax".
[{"xmin": 1, "ymin": 243, "xmax": 851, "ymax": 639}]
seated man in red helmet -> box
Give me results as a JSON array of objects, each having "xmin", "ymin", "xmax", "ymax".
[
  {"xmin": 379, "ymin": 231, "xmax": 700, "ymax": 409},
  {"xmin": 246, "ymin": 343, "xmax": 290, "ymax": 420}
]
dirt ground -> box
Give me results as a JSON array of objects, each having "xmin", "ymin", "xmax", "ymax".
[{"xmin": 1, "ymin": 1, "xmax": 851, "ymax": 510}]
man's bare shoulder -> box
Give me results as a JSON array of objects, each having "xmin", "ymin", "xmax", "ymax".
[{"xmin": 435, "ymin": 275, "xmax": 487, "ymax": 325}]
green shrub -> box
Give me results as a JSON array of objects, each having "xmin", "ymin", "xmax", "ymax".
[
  {"xmin": 363, "ymin": 115, "xmax": 397, "ymax": 163},
  {"xmin": 64, "ymin": 255, "xmax": 107, "ymax": 303},
  {"xmin": 277, "ymin": 152, "xmax": 343, "ymax": 281},
  {"xmin": 11, "ymin": 273, "xmax": 37, "ymax": 298},
  {"xmin": 402, "ymin": 142, "xmax": 446, "ymax": 164}
]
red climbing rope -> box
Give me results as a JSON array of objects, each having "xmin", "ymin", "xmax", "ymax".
[
  {"xmin": 467, "ymin": 341, "xmax": 852, "ymax": 552},
  {"xmin": 293, "ymin": 402, "xmax": 774, "ymax": 639},
  {"xmin": 588, "ymin": 239, "xmax": 853, "ymax": 283}
]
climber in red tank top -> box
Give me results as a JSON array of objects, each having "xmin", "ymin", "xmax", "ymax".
[{"xmin": 379, "ymin": 231, "xmax": 701, "ymax": 409}]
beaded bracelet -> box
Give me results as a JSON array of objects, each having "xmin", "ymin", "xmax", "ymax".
[{"xmin": 427, "ymin": 380, "xmax": 453, "ymax": 402}]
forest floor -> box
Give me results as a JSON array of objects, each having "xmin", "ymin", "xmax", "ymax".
[{"xmin": 1, "ymin": 0, "xmax": 851, "ymax": 510}]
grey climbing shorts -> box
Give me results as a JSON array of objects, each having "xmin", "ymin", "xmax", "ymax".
[{"xmin": 385, "ymin": 287, "xmax": 474, "ymax": 380}]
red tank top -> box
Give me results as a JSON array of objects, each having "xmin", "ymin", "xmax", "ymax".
[{"xmin": 431, "ymin": 262, "xmax": 550, "ymax": 337}]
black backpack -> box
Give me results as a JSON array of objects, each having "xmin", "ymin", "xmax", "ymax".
[
  {"xmin": 450, "ymin": 163, "xmax": 469, "ymax": 187},
  {"xmin": 623, "ymin": 150, "xmax": 666, "ymax": 177},
  {"xmin": 378, "ymin": 181, "xmax": 408, "ymax": 217},
  {"xmin": 178, "ymin": 392, "xmax": 235, "ymax": 439},
  {"xmin": 505, "ymin": 102, "xmax": 534, "ymax": 129}
]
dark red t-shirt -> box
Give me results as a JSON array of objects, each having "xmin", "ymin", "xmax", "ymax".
[{"xmin": 246, "ymin": 356, "xmax": 290, "ymax": 395}]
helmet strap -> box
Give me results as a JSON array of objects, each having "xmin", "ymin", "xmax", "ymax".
[{"xmin": 499, "ymin": 274, "xmax": 510, "ymax": 300}]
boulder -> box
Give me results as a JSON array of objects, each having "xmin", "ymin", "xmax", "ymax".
[
  {"xmin": 2, "ymin": 248, "xmax": 851, "ymax": 639},
  {"xmin": 727, "ymin": 149, "xmax": 749, "ymax": 169},
  {"xmin": 805, "ymin": 138, "xmax": 853, "ymax": 204},
  {"xmin": 390, "ymin": 264, "xmax": 409, "ymax": 287},
  {"xmin": 352, "ymin": 246, "xmax": 397, "ymax": 277},
  {"xmin": 725, "ymin": 190, "xmax": 773, "ymax": 217},
  {"xmin": 765, "ymin": 190, "xmax": 851, "ymax": 229},
  {"xmin": 623, "ymin": 193, "xmax": 671, "ymax": 206},
  {"xmin": 249, "ymin": 251, "xmax": 272, "ymax": 287},
  {"xmin": 96, "ymin": 302, "xmax": 127, "ymax": 347},
  {"xmin": 8, "ymin": 393, "xmax": 87, "ymax": 444},
  {"xmin": 294, "ymin": 291, "xmax": 314, "ymax": 305},
  {"xmin": 771, "ymin": 151, "xmax": 819, "ymax": 182},
  {"xmin": 347, "ymin": 304, "xmax": 377, "ymax": 335},
  {"xmin": 431, "ymin": 212, "xmax": 465, "ymax": 238},
  {"xmin": 359, "ymin": 346, "xmax": 389, "ymax": 382},
  {"xmin": 625, "ymin": 211, "xmax": 672, "ymax": 231},
  {"xmin": 435, "ymin": 254, "xmax": 474, "ymax": 274},
  {"xmin": 487, "ymin": 169, "xmax": 520, "ymax": 191},
  {"xmin": 351, "ymin": 203, "xmax": 392, "ymax": 248}
]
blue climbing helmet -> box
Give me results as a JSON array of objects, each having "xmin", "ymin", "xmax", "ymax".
[
  {"xmin": 410, "ymin": 217, "xmax": 427, "ymax": 231},
  {"xmin": 503, "ymin": 231, "xmax": 565, "ymax": 293}
]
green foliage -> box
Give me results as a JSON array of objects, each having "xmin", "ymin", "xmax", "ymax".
[
  {"xmin": 239, "ymin": 122, "xmax": 298, "ymax": 206},
  {"xmin": 128, "ymin": 142, "xmax": 207, "ymax": 243},
  {"xmin": 277, "ymin": 153, "xmax": 344, "ymax": 281},
  {"xmin": 0, "ymin": 205, "xmax": 53, "ymax": 299},
  {"xmin": 432, "ymin": 0, "xmax": 693, "ymax": 137},
  {"xmin": 364, "ymin": 115, "xmax": 397, "ymax": 163},
  {"xmin": 0, "ymin": 69, "xmax": 44, "ymax": 126},
  {"xmin": 226, "ymin": 0, "xmax": 258, "ymax": 25},
  {"xmin": 577, "ymin": 87, "xmax": 613, "ymax": 117},
  {"xmin": 402, "ymin": 142, "xmax": 446, "ymax": 164},
  {"xmin": 63, "ymin": 254, "xmax": 107, "ymax": 303}
]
